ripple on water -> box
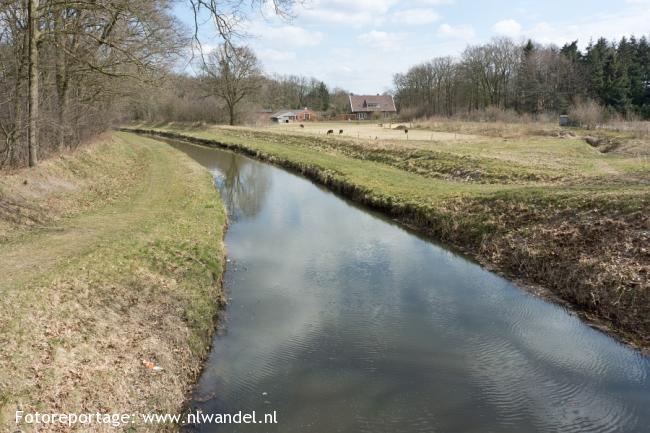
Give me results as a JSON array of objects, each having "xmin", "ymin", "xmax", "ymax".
[
  {"xmin": 170, "ymin": 140, "xmax": 650, "ymax": 433},
  {"xmin": 466, "ymin": 324, "xmax": 645, "ymax": 433}
]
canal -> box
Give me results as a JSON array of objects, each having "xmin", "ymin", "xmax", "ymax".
[{"xmin": 168, "ymin": 139, "xmax": 650, "ymax": 433}]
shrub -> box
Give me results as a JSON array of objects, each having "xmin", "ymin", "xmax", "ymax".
[{"xmin": 568, "ymin": 99, "xmax": 605, "ymax": 129}]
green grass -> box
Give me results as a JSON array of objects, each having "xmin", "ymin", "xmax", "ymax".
[
  {"xmin": 126, "ymin": 123, "xmax": 650, "ymax": 352},
  {"xmin": 0, "ymin": 132, "xmax": 226, "ymax": 430}
]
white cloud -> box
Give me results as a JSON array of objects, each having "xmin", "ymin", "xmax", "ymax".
[
  {"xmin": 304, "ymin": 10, "xmax": 383, "ymax": 26},
  {"xmin": 526, "ymin": 9, "xmax": 650, "ymax": 47},
  {"xmin": 291, "ymin": 0, "xmax": 454, "ymax": 27},
  {"xmin": 249, "ymin": 23, "xmax": 324, "ymax": 48},
  {"xmin": 357, "ymin": 30, "xmax": 407, "ymax": 50},
  {"xmin": 330, "ymin": 0, "xmax": 396, "ymax": 13},
  {"xmin": 300, "ymin": 0, "xmax": 398, "ymax": 26},
  {"xmin": 415, "ymin": 0, "xmax": 455, "ymax": 4},
  {"xmin": 258, "ymin": 48, "xmax": 297, "ymax": 62},
  {"xmin": 392, "ymin": 9, "xmax": 440, "ymax": 25},
  {"xmin": 492, "ymin": 19, "xmax": 522, "ymax": 37},
  {"xmin": 436, "ymin": 23, "xmax": 475, "ymax": 39}
]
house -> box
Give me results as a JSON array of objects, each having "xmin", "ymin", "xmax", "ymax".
[
  {"xmin": 270, "ymin": 108, "xmax": 317, "ymax": 123},
  {"xmin": 271, "ymin": 110, "xmax": 297, "ymax": 123},
  {"xmin": 349, "ymin": 94, "xmax": 397, "ymax": 120},
  {"xmin": 294, "ymin": 107, "xmax": 317, "ymax": 122}
]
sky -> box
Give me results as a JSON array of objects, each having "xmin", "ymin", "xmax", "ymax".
[{"xmin": 174, "ymin": 0, "xmax": 650, "ymax": 94}]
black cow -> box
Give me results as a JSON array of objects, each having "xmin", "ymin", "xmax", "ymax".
[
  {"xmin": 326, "ymin": 129, "xmax": 334, "ymax": 135},
  {"xmin": 339, "ymin": 129, "xmax": 344, "ymax": 134},
  {"xmin": 300, "ymin": 124, "xmax": 304, "ymax": 128}
]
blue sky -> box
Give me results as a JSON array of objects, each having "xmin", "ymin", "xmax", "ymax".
[{"xmin": 174, "ymin": 0, "xmax": 650, "ymax": 94}]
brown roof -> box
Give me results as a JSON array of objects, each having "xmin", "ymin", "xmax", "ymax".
[{"xmin": 349, "ymin": 94, "xmax": 396, "ymax": 113}]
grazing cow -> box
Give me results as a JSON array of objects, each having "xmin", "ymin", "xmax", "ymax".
[
  {"xmin": 339, "ymin": 129, "xmax": 344, "ymax": 134},
  {"xmin": 300, "ymin": 124, "xmax": 304, "ymax": 128},
  {"xmin": 404, "ymin": 129, "xmax": 409, "ymax": 134},
  {"xmin": 326, "ymin": 130, "xmax": 334, "ymax": 135}
]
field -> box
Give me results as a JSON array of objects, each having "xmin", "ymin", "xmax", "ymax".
[
  {"xmin": 0, "ymin": 133, "xmax": 226, "ymax": 431},
  {"xmin": 126, "ymin": 121, "xmax": 650, "ymax": 352},
  {"xmin": 260, "ymin": 120, "xmax": 478, "ymax": 142}
]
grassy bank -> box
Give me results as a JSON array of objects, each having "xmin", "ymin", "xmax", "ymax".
[
  {"xmin": 0, "ymin": 132, "xmax": 226, "ymax": 432},
  {"xmin": 125, "ymin": 123, "xmax": 649, "ymax": 352}
]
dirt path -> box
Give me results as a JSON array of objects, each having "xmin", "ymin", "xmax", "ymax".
[{"xmin": 0, "ymin": 137, "xmax": 169, "ymax": 292}]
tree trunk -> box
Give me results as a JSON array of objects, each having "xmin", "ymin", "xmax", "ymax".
[
  {"xmin": 55, "ymin": 10, "xmax": 68, "ymax": 151},
  {"xmin": 228, "ymin": 103, "xmax": 235, "ymax": 126},
  {"xmin": 56, "ymin": 77, "xmax": 69, "ymax": 149},
  {"xmin": 56, "ymin": 97, "xmax": 67, "ymax": 149},
  {"xmin": 27, "ymin": 0, "xmax": 39, "ymax": 167}
]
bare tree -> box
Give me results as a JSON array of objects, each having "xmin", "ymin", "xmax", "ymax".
[
  {"xmin": 1, "ymin": 0, "xmax": 299, "ymax": 167},
  {"xmin": 202, "ymin": 45, "xmax": 261, "ymax": 125},
  {"xmin": 27, "ymin": 0, "xmax": 39, "ymax": 166}
]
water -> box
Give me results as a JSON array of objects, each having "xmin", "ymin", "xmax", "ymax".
[{"xmin": 168, "ymin": 139, "xmax": 650, "ymax": 433}]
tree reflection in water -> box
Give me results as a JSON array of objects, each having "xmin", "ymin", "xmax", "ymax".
[
  {"xmin": 162, "ymin": 138, "xmax": 271, "ymax": 221},
  {"xmin": 216, "ymin": 153, "xmax": 271, "ymax": 221}
]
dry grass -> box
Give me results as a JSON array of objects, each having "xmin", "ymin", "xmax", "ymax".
[
  {"xmin": 0, "ymin": 133, "xmax": 226, "ymax": 432},
  {"xmin": 238, "ymin": 120, "xmax": 478, "ymax": 142},
  {"xmin": 0, "ymin": 133, "xmax": 146, "ymax": 243}
]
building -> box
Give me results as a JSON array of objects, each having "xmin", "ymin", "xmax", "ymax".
[
  {"xmin": 270, "ymin": 108, "xmax": 318, "ymax": 123},
  {"xmin": 294, "ymin": 107, "xmax": 318, "ymax": 122},
  {"xmin": 270, "ymin": 110, "xmax": 297, "ymax": 123},
  {"xmin": 349, "ymin": 94, "xmax": 397, "ymax": 120}
]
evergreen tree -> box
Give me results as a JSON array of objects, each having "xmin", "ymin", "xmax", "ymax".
[
  {"xmin": 585, "ymin": 38, "xmax": 609, "ymax": 102},
  {"xmin": 559, "ymin": 40, "xmax": 585, "ymax": 111},
  {"xmin": 602, "ymin": 49, "xmax": 630, "ymax": 111},
  {"xmin": 516, "ymin": 39, "xmax": 537, "ymax": 112},
  {"xmin": 317, "ymin": 82, "xmax": 330, "ymax": 111},
  {"xmin": 560, "ymin": 41, "xmax": 581, "ymax": 62},
  {"xmin": 636, "ymin": 36, "xmax": 650, "ymax": 117}
]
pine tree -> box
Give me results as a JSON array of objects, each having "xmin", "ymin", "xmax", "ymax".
[
  {"xmin": 636, "ymin": 36, "xmax": 650, "ymax": 117},
  {"xmin": 559, "ymin": 40, "xmax": 584, "ymax": 110},
  {"xmin": 517, "ymin": 39, "xmax": 537, "ymax": 113},
  {"xmin": 585, "ymin": 38, "xmax": 609, "ymax": 103},
  {"xmin": 317, "ymin": 82, "xmax": 330, "ymax": 111},
  {"xmin": 602, "ymin": 49, "xmax": 630, "ymax": 111}
]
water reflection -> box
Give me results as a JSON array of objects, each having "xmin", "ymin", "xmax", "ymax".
[
  {"xmin": 166, "ymin": 139, "xmax": 271, "ymax": 221},
  {"xmin": 216, "ymin": 153, "xmax": 271, "ymax": 221},
  {"xmin": 166, "ymin": 139, "xmax": 650, "ymax": 433}
]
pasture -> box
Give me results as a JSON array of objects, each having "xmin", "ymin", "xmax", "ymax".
[{"xmin": 261, "ymin": 120, "xmax": 477, "ymax": 142}]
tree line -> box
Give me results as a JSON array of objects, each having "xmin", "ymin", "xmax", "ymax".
[
  {"xmin": 4, "ymin": 0, "xmax": 649, "ymax": 169},
  {"xmin": 129, "ymin": 66, "xmax": 350, "ymax": 126},
  {"xmin": 0, "ymin": 0, "xmax": 297, "ymax": 168},
  {"xmin": 393, "ymin": 35, "xmax": 650, "ymax": 120}
]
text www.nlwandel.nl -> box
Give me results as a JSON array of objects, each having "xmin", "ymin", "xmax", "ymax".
[{"xmin": 15, "ymin": 410, "xmax": 278, "ymax": 428}]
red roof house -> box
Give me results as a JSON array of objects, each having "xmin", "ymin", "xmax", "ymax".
[{"xmin": 349, "ymin": 94, "xmax": 397, "ymax": 120}]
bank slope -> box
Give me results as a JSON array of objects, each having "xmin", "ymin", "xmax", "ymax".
[
  {"xmin": 123, "ymin": 125, "xmax": 649, "ymax": 353},
  {"xmin": 0, "ymin": 132, "xmax": 226, "ymax": 431}
]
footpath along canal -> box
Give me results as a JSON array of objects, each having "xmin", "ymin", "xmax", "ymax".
[{"xmin": 166, "ymin": 138, "xmax": 650, "ymax": 433}]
